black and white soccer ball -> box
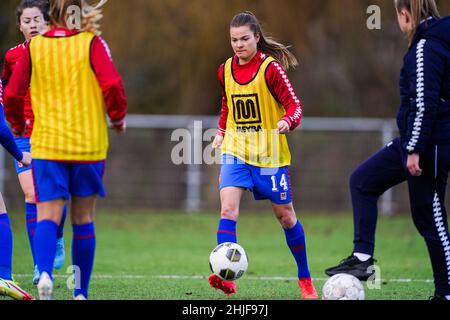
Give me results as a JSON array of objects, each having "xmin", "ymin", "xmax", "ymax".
[
  {"xmin": 209, "ymin": 242, "xmax": 248, "ymax": 281},
  {"xmin": 322, "ymin": 273, "xmax": 365, "ymax": 300}
]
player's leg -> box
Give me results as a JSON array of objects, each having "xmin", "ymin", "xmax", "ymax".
[
  {"xmin": 34, "ymin": 199, "xmax": 65, "ymax": 300},
  {"xmin": 326, "ymin": 138, "xmax": 407, "ymax": 280},
  {"xmin": 32, "ymin": 159, "xmax": 70, "ymax": 299},
  {"xmin": 407, "ymin": 144, "xmax": 450, "ymax": 300},
  {"xmin": 250, "ymin": 165, "xmax": 318, "ymax": 299},
  {"xmin": 216, "ymin": 154, "xmax": 252, "ymax": 245},
  {"xmin": 0, "ymin": 193, "xmax": 33, "ymax": 300},
  {"xmin": 218, "ymin": 187, "xmax": 244, "ymax": 244},
  {"xmin": 53, "ymin": 204, "xmax": 67, "ymax": 271},
  {"xmin": 209, "ymin": 187, "xmax": 245, "ymax": 295},
  {"xmin": 272, "ymin": 201, "xmax": 319, "ymax": 299},
  {"xmin": 15, "ymin": 136, "xmax": 67, "ymax": 279},
  {"xmin": 69, "ymin": 161, "xmax": 105, "ymax": 300},
  {"xmin": 209, "ymin": 154, "xmax": 250, "ymax": 295},
  {"xmin": 14, "ymin": 137, "xmax": 41, "ymax": 283},
  {"xmin": 71, "ymin": 196, "xmax": 97, "ymax": 300}
]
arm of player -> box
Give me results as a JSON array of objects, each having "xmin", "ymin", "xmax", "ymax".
[
  {"xmin": 0, "ymin": 102, "xmax": 25, "ymax": 163},
  {"xmin": 3, "ymin": 46, "xmax": 30, "ymax": 135},
  {"xmin": 266, "ymin": 62, "xmax": 303, "ymax": 133},
  {"xmin": 90, "ymin": 36, "xmax": 128, "ymax": 133},
  {"xmin": 404, "ymin": 41, "xmax": 445, "ymax": 155},
  {"xmin": 213, "ymin": 64, "xmax": 228, "ymax": 149}
]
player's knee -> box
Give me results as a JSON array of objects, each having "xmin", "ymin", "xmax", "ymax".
[
  {"xmin": 23, "ymin": 189, "xmax": 36, "ymax": 204},
  {"xmin": 279, "ymin": 214, "xmax": 297, "ymax": 229},
  {"xmin": 220, "ymin": 207, "xmax": 239, "ymax": 221},
  {"xmin": 71, "ymin": 214, "xmax": 93, "ymax": 225},
  {"xmin": 276, "ymin": 206, "xmax": 297, "ymax": 229}
]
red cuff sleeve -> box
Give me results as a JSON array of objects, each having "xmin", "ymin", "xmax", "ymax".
[
  {"xmin": 90, "ymin": 36, "xmax": 127, "ymax": 123},
  {"xmin": 266, "ymin": 62, "xmax": 303, "ymax": 131},
  {"xmin": 217, "ymin": 64, "xmax": 228, "ymax": 136},
  {"xmin": 4, "ymin": 44, "xmax": 30, "ymax": 133}
]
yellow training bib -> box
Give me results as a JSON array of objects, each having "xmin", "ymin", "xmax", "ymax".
[
  {"xmin": 222, "ymin": 56, "xmax": 291, "ymax": 168},
  {"xmin": 29, "ymin": 32, "xmax": 108, "ymax": 161}
]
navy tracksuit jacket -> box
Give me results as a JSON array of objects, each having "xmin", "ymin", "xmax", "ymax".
[{"xmin": 351, "ymin": 17, "xmax": 450, "ymax": 296}]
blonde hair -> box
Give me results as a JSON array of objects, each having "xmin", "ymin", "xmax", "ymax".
[
  {"xmin": 395, "ymin": 0, "xmax": 440, "ymax": 43},
  {"xmin": 49, "ymin": 0, "xmax": 107, "ymax": 35},
  {"xmin": 230, "ymin": 11, "xmax": 299, "ymax": 70}
]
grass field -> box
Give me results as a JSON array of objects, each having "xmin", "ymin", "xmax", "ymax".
[{"xmin": 1, "ymin": 210, "xmax": 436, "ymax": 300}]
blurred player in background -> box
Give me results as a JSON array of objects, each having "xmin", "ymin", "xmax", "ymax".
[
  {"xmin": 0, "ymin": 81, "xmax": 33, "ymax": 300},
  {"xmin": 1, "ymin": 0, "xmax": 67, "ymax": 285},
  {"xmin": 210, "ymin": 11, "xmax": 317, "ymax": 299},
  {"xmin": 325, "ymin": 0, "xmax": 450, "ymax": 300},
  {"xmin": 5, "ymin": 0, "xmax": 127, "ymax": 300}
]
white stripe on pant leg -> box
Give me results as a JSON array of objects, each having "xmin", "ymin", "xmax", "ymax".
[{"xmin": 433, "ymin": 192, "xmax": 450, "ymax": 283}]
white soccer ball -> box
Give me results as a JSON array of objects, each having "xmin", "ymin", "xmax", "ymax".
[
  {"xmin": 322, "ymin": 274, "xmax": 365, "ymax": 300},
  {"xmin": 209, "ymin": 242, "xmax": 249, "ymax": 281}
]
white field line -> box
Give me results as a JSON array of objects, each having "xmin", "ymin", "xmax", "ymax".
[{"xmin": 13, "ymin": 274, "xmax": 434, "ymax": 283}]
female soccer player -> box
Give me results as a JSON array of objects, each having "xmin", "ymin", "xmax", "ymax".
[
  {"xmin": 209, "ymin": 11, "xmax": 317, "ymax": 299},
  {"xmin": 2, "ymin": 0, "xmax": 67, "ymax": 285},
  {"xmin": 0, "ymin": 81, "xmax": 33, "ymax": 300},
  {"xmin": 5, "ymin": 0, "xmax": 127, "ymax": 300},
  {"xmin": 325, "ymin": 0, "xmax": 450, "ymax": 300}
]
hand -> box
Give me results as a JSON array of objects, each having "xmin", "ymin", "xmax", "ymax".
[
  {"xmin": 20, "ymin": 152, "xmax": 32, "ymax": 167},
  {"xmin": 111, "ymin": 121, "xmax": 127, "ymax": 134},
  {"xmin": 12, "ymin": 127, "xmax": 25, "ymax": 138},
  {"xmin": 407, "ymin": 153, "xmax": 422, "ymax": 177},
  {"xmin": 276, "ymin": 120, "xmax": 290, "ymax": 134},
  {"xmin": 212, "ymin": 135, "xmax": 224, "ymax": 149}
]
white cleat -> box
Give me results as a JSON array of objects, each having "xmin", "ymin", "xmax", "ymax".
[
  {"xmin": 37, "ymin": 272, "xmax": 53, "ymax": 300},
  {"xmin": 74, "ymin": 294, "xmax": 87, "ymax": 300}
]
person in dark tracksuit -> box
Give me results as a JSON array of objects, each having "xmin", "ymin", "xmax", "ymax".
[{"xmin": 326, "ymin": 0, "xmax": 450, "ymax": 300}]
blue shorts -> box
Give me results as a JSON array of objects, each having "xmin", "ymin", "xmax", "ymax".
[
  {"xmin": 14, "ymin": 138, "xmax": 32, "ymax": 175},
  {"xmin": 219, "ymin": 154, "xmax": 293, "ymax": 205},
  {"xmin": 32, "ymin": 159, "xmax": 106, "ymax": 203}
]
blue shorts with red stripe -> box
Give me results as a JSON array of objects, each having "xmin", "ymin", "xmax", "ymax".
[
  {"xmin": 14, "ymin": 137, "xmax": 32, "ymax": 175},
  {"xmin": 219, "ymin": 154, "xmax": 293, "ymax": 205},
  {"xmin": 32, "ymin": 159, "xmax": 106, "ymax": 203}
]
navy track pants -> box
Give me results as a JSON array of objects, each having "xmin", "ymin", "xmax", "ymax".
[{"xmin": 351, "ymin": 137, "xmax": 450, "ymax": 295}]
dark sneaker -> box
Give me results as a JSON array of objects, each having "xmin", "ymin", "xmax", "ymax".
[
  {"xmin": 430, "ymin": 293, "xmax": 449, "ymax": 301},
  {"xmin": 325, "ymin": 255, "xmax": 377, "ymax": 281}
]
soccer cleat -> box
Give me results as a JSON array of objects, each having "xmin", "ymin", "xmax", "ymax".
[
  {"xmin": 53, "ymin": 238, "xmax": 66, "ymax": 270},
  {"xmin": 33, "ymin": 265, "xmax": 40, "ymax": 285},
  {"xmin": 298, "ymin": 278, "xmax": 319, "ymax": 299},
  {"xmin": 430, "ymin": 293, "xmax": 449, "ymax": 301},
  {"xmin": 37, "ymin": 272, "xmax": 53, "ymax": 300},
  {"xmin": 325, "ymin": 255, "xmax": 376, "ymax": 281},
  {"xmin": 0, "ymin": 278, "xmax": 34, "ymax": 300},
  {"xmin": 208, "ymin": 274, "xmax": 237, "ymax": 296},
  {"xmin": 74, "ymin": 294, "xmax": 87, "ymax": 300}
]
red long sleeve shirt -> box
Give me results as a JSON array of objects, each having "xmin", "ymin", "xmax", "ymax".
[
  {"xmin": 2, "ymin": 43, "xmax": 34, "ymax": 136},
  {"xmin": 217, "ymin": 52, "xmax": 303, "ymax": 136},
  {"xmin": 4, "ymin": 28, "xmax": 127, "ymax": 134}
]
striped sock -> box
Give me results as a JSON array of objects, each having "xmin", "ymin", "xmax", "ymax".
[
  {"xmin": 57, "ymin": 205, "xmax": 67, "ymax": 239},
  {"xmin": 217, "ymin": 219, "xmax": 237, "ymax": 245},
  {"xmin": 72, "ymin": 223, "xmax": 96, "ymax": 298},
  {"xmin": 34, "ymin": 220, "xmax": 58, "ymax": 278},
  {"xmin": 25, "ymin": 203, "xmax": 37, "ymax": 265},
  {"xmin": 0, "ymin": 214, "xmax": 12, "ymax": 280},
  {"xmin": 284, "ymin": 220, "xmax": 311, "ymax": 279}
]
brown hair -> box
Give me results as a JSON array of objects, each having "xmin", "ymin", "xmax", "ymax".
[
  {"xmin": 230, "ymin": 11, "xmax": 298, "ymax": 70},
  {"xmin": 16, "ymin": 0, "xmax": 50, "ymax": 27},
  {"xmin": 49, "ymin": 0, "xmax": 107, "ymax": 35},
  {"xmin": 395, "ymin": 0, "xmax": 440, "ymax": 43}
]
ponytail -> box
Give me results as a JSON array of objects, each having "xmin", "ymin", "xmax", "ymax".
[
  {"xmin": 49, "ymin": 0, "xmax": 107, "ymax": 35},
  {"xmin": 230, "ymin": 11, "xmax": 298, "ymax": 70}
]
